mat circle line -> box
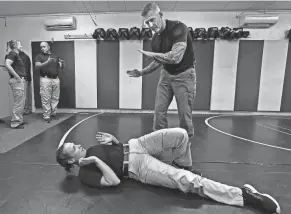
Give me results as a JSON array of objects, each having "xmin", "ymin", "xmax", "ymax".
[
  {"xmin": 58, "ymin": 112, "xmax": 104, "ymax": 149},
  {"xmin": 205, "ymin": 115, "xmax": 291, "ymax": 152}
]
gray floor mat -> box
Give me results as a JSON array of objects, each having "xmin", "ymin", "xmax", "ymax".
[{"xmin": 0, "ymin": 113, "xmax": 74, "ymax": 153}]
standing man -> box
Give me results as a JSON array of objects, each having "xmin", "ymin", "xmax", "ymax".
[
  {"xmin": 34, "ymin": 42, "xmax": 64, "ymax": 123},
  {"xmin": 17, "ymin": 41, "xmax": 32, "ymax": 115},
  {"xmin": 127, "ymin": 2, "xmax": 196, "ymax": 140},
  {"xmin": 5, "ymin": 40, "xmax": 28, "ymax": 129}
]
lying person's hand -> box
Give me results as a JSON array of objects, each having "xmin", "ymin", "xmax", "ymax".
[{"xmin": 96, "ymin": 132, "xmax": 120, "ymax": 145}]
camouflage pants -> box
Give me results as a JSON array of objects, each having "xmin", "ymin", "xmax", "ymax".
[
  {"xmin": 40, "ymin": 77, "xmax": 60, "ymax": 119},
  {"xmin": 9, "ymin": 78, "xmax": 27, "ymax": 128}
]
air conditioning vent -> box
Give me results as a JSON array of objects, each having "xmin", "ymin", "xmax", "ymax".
[
  {"xmin": 44, "ymin": 17, "xmax": 77, "ymax": 31},
  {"xmin": 239, "ymin": 15, "xmax": 279, "ymax": 28}
]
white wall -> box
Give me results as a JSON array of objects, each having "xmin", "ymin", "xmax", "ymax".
[
  {"xmin": 0, "ymin": 68, "xmax": 12, "ymax": 119},
  {"xmin": 0, "ymin": 11, "xmax": 290, "ymax": 116}
]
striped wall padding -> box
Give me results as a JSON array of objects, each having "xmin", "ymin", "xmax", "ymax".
[{"xmin": 31, "ymin": 39, "xmax": 291, "ymax": 112}]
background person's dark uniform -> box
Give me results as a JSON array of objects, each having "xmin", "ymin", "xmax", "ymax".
[
  {"xmin": 5, "ymin": 51, "xmax": 28, "ymax": 128},
  {"xmin": 35, "ymin": 52, "xmax": 61, "ymax": 121},
  {"xmin": 19, "ymin": 51, "xmax": 32, "ymax": 114},
  {"xmin": 151, "ymin": 19, "xmax": 197, "ymax": 139}
]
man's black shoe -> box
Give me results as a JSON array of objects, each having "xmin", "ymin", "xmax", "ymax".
[{"xmin": 51, "ymin": 115, "xmax": 59, "ymax": 120}]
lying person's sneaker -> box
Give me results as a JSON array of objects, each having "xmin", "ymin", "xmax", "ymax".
[{"xmin": 242, "ymin": 184, "xmax": 280, "ymax": 213}]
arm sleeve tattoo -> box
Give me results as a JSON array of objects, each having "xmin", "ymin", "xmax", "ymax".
[
  {"xmin": 153, "ymin": 23, "xmax": 188, "ymax": 64},
  {"xmin": 153, "ymin": 42, "xmax": 187, "ymax": 64},
  {"xmin": 141, "ymin": 60, "xmax": 162, "ymax": 76}
]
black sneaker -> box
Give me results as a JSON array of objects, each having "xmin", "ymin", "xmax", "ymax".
[
  {"xmin": 11, "ymin": 124, "xmax": 24, "ymax": 129},
  {"xmin": 242, "ymin": 184, "xmax": 280, "ymax": 213},
  {"xmin": 23, "ymin": 111, "xmax": 32, "ymax": 115},
  {"xmin": 44, "ymin": 118, "xmax": 51, "ymax": 123},
  {"xmin": 51, "ymin": 115, "xmax": 59, "ymax": 120}
]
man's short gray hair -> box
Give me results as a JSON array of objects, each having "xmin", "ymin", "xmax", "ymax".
[
  {"xmin": 141, "ymin": 2, "xmax": 160, "ymax": 16},
  {"xmin": 8, "ymin": 40, "xmax": 18, "ymax": 50}
]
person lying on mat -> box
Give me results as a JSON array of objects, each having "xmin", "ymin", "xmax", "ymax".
[{"xmin": 56, "ymin": 128, "xmax": 280, "ymax": 214}]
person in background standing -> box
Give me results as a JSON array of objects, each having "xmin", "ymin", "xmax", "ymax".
[
  {"xmin": 34, "ymin": 42, "xmax": 64, "ymax": 123},
  {"xmin": 5, "ymin": 40, "xmax": 28, "ymax": 129},
  {"xmin": 17, "ymin": 41, "xmax": 32, "ymax": 115}
]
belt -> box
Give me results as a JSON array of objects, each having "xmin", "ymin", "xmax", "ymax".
[
  {"xmin": 123, "ymin": 143, "xmax": 129, "ymax": 177},
  {"xmin": 41, "ymin": 75, "xmax": 58, "ymax": 79},
  {"xmin": 12, "ymin": 76, "xmax": 28, "ymax": 81}
]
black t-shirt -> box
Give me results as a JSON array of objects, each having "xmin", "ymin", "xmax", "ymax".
[
  {"xmin": 5, "ymin": 51, "xmax": 27, "ymax": 78},
  {"xmin": 151, "ymin": 20, "xmax": 195, "ymax": 75},
  {"xmin": 19, "ymin": 51, "xmax": 31, "ymax": 81},
  {"xmin": 35, "ymin": 53, "xmax": 59, "ymax": 78},
  {"xmin": 78, "ymin": 144, "xmax": 124, "ymax": 188}
]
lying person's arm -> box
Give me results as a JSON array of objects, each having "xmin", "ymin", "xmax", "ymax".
[
  {"xmin": 79, "ymin": 156, "xmax": 120, "ymax": 187},
  {"xmin": 96, "ymin": 157, "xmax": 121, "ymax": 186}
]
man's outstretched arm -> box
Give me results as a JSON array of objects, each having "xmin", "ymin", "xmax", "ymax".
[
  {"xmin": 141, "ymin": 60, "xmax": 162, "ymax": 76},
  {"xmin": 143, "ymin": 23, "xmax": 188, "ymax": 65},
  {"xmin": 152, "ymin": 42, "xmax": 187, "ymax": 64}
]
